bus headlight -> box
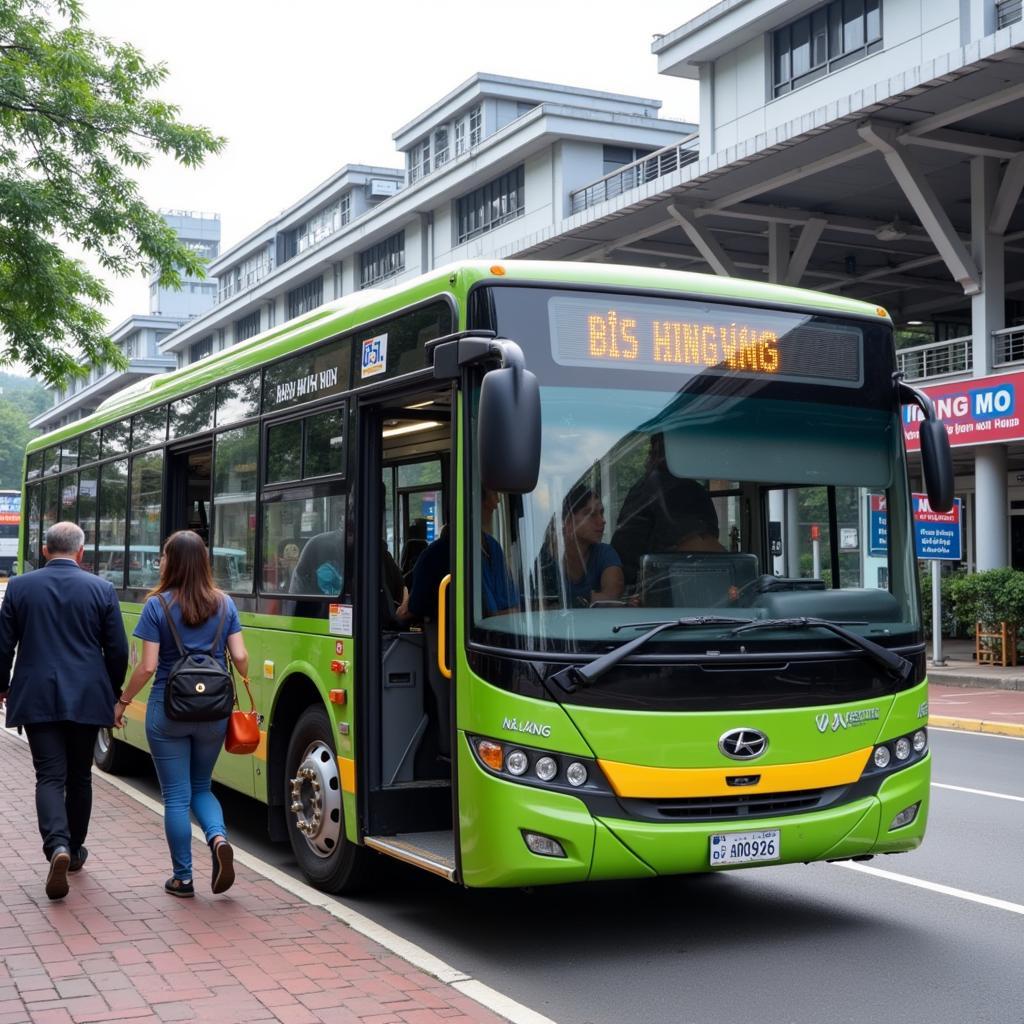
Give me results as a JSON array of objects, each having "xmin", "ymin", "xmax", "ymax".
[
  {"xmin": 467, "ymin": 735, "xmax": 612, "ymax": 797},
  {"xmin": 894, "ymin": 737, "xmax": 911, "ymax": 761},
  {"xmin": 912, "ymin": 729, "xmax": 927, "ymax": 753},
  {"xmin": 873, "ymin": 745, "xmax": 891, "ymax": 769}
]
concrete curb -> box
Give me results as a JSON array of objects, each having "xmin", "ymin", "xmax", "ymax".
[
  {"xmin": 927, "ymin": 672, "xmax": 1024, "ymax": 691},
  {"xmin": 929, "ymin": 715, "xmax": 1024, "ymax": 738}
]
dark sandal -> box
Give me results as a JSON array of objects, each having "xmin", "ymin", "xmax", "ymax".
[{"xmin": 211, "ymin": 839, "xmax": 235, "ymax": 895}]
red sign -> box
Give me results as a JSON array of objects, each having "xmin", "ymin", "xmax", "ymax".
[
  {"xmin": 903, "ymin": 369, "xmax": 1024, "ymax": 451},
  {"xmin": 0, "ymin": 512, "xmax": 18, "ymax": 525}
]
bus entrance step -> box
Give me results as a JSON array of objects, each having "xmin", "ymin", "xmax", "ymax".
[{"xmin": 364, "ymin": 831, "xmax": 456, "ymax": 880}]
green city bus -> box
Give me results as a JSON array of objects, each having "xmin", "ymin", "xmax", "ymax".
[{"xmin": 19, "ymin": 260, "xmax": 953, "ymax": 892}]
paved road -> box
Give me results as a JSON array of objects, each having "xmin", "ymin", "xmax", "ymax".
[{"xmin": 119, "ymin": 728, "xmax": 1024, "ymax": 1024}]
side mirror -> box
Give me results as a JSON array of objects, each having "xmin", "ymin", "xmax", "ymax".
[
  {"xmin": 479, "ymin": 363, "xmax": 541, "ymax": 493},
  {"xmin": 898, "ymin": 379, "xmax": 954, "ymax": 513},
  {"xmin": 919, "ymin": 418, "xmax": 954, "ymax": 513}
]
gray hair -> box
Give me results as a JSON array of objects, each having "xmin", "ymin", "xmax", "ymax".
[{"xmin": 44, "ymin": 521, "xmax": 85, "ymax": 555}]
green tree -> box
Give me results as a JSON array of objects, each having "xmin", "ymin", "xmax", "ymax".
[
  {"xmin": 0, "ymin": 397, "xmax": 31, "ymax": 487},
  {"xmin": 0, "ymin": 0, "xmax": 224, "ymax": 386}
]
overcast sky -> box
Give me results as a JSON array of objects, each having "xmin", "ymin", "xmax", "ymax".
[{"xmin": 75, "ymin": 0, "xmax": 715, "ymax": 332}]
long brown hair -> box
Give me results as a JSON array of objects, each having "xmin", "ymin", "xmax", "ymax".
[{"xmin": 148, "ymin": 530, "xmax": 222, "ymax": 626}]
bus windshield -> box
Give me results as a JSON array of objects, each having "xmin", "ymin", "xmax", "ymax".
[{"xmin": 468, "ymin": 286, "xmax": 918, "ymax": 655}]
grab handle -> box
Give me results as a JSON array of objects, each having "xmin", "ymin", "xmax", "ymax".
[{"xmin": 437, "ymin": 574, "xmax": 452, "ymax": 680}]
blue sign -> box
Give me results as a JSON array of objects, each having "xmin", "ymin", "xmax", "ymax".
[
  {"xmin": 868, "ymin": 494, "xmax": 887, "ymax": 556},
  {"xmin": 912, "ymin": 494, "xmax": 962, "ymax": 561}
]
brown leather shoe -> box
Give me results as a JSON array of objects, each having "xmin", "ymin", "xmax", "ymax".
[
  {"xmin": 211, "ymin": 839, "xmax": 235, "ymax": 895},
  {"xmin": 45, "ymin": 847, "xmax": 71, "ymax": 900}
]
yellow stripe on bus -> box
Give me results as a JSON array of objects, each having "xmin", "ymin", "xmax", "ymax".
[
  {"xmin": 597, "ymin": 747, "xmax": 872, "ymax": 798},
  {"xmin": 338, "ymin": 755, "xmax": 356, "ymax": 794}
]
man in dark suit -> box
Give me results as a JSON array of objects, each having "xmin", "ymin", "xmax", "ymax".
[{"xmin": 0, "ymin": 521, "xmax": 128, "ymax": 900}]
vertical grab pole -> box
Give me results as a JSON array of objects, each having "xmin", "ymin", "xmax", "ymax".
[
  {"xmin": 931, "ymin": 559, "xmax": 945, "ymax": 667},
  {"xmin": 437, "ymin": 573, "xmax": 452, "ymax": 680}
]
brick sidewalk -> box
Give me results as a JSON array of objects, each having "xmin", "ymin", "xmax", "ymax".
[{"xmin": 0, "ymin": 730, "xmax": 507, "ymax": 1024}]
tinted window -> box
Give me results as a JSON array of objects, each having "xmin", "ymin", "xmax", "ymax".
[
  {"xmin": 217, "ymin": 371, "xmax": 262, "ymax": 426},
  {"xmin": 132, "ymin": 406, "xmax": 167, "ymax": 449},
  {"xmin": 263, "ymin": 338, "xmax": 351, "ymax": 414},
  {"xmin": 59, "ymin": 438, "xmax": 79, "ymax": 472},
  {"xmin": 79, "ymin": 431, "xmax": 100, "ymax": 465},
  {"xmin": 44, "ymin": 445, "xmax": 60, "ymax": 476},
  {"xmin": 59, "ymin": 473, "xmax": 78, "ymax": 523},
  {"xmin": 170, "ymin": 390, "xmax": 215, "ymax": 437},
  {"xmin": 262, "ymin": 493, "xmax": 346, "ymax": 596},
  {"xmin": 79, "ymin": 468, "xmax": 98, "ymax": 574},
  {"xmin": 128, "ymin": 453, "xmax": 162, "ymax": 588},
  {"xmin": 26, "ymin": 451, "xmax": 42, "ymax": 481},
  {"xmin": 97, "ymin": 460, "xmax": 129, "ymax": 588},
  {"xmin": 304, "ymin": 409, "xmax": 345, "ymax": 478},
  {"xmin": 213, "ymin": 425, "xmax": 258, "ymax": 592},
  {"xmin": 102, "ymin": 421, "xmax": 130, "ymax": 458},
  {"xmin": 266, "ymin": 420, "xmax": 302, "ymax": 483},
  {"xmin": 353, "ymin": 302, "xmax": 453, "ymax": 384},
  {"xmin": 24, "ymin": 484, "xmax": 41, "ymax": 571}
]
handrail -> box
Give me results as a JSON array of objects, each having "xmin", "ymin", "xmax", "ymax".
[
  {"xmin": 895, "ymin": 336, "xmax": 972, "ymax": 382},
  {"xmin": 569, "ymin": 134, "xmax": 700, "ymax": 215},
  {"xmin": 437, "ymin": 574, "xmax": 452, "ymax": 680}
]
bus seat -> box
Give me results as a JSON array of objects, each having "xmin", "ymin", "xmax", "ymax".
[{"xmin": 400, "ymin": 538, "xmax": 429, "ymax": 584}]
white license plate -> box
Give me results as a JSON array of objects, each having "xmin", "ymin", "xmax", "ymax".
[{"xmin": 709, "ymin": 829, "xmax": 780, "ymax": 866}]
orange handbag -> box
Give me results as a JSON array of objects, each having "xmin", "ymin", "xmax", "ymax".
[{"xmin": 225, "ymin": 673, "xmax": 259, "ymax": 755}]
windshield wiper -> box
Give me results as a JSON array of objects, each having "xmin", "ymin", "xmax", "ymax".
[
  {"xmin": 724, "ymin": 617, "xmax": 913, "ymax": 683},
  {"xmin": 548, "ymin": 617, "xmax": 748, "ymax": 693}
]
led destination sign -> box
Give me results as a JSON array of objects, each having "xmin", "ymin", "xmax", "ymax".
[{"xmin": 549, "ymin": 296, "xmax": 864, "ymax": 386}]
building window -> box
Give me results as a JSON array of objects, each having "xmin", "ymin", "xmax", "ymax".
[
  {"xmin": 602, "ymin": 145, "xmax": 655, "ymax": 175},
  {"xmin": 277, "ymin": 228, "xmax": 299, "ymax": 266},
  {"xmin": 287, "ymin": 277, "xmax": 324, "ymax": 319},
  {"xmin": 123, "ymin": 333, "xmax": 138, "ymax": 358},
  {"xmin": 434, "ymin": 128, "xmax": 449, "ymax": 167},
  {"xmin": 218, "ymin": 249, "xmax": 271, "ymax": 302},
  {"xmin": 235, "ymin": 310, "xmax": 261, "ymax": 342},
  {"xmin": 359, "ymin": 231, "xmax": 405, "ymax": 289},
  {"xmin": 340, "ymin": 193, "xmax": 351, "ymax": 226},
  {"xmin": 997, "ymin": 0, "xmax": 1022, "ymax": 28},
  {"xmin": 773, "ymin": 0, "xmax": 882, "ymax": 97},
  {"xmin": 469, "ymin": 104, "xmax": 482, "ymax": 147},
  {"xmin": 456, "ymin": 165, "xmax": 525, "ymax": 243},
  {"xmin": 189, "ymin": 336, "xmax": 213, "ymax": 364},
  {"xmin": 455, "ymin": 119, "xmax": 466, "ymax": 156},
  {"xmin": 298, "ymin": 199, "xmax": 350, "ymax": 254}
]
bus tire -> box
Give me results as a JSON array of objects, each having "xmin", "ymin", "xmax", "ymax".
[
  {"xmin": 284, "ymin": 705, "xmax": 376, "ymax": 894},
  {"xmin": 93, "ymin": 726, "xmax": 138, "ymax": 775}
]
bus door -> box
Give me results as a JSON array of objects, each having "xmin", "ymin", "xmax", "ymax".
[
  {"xmin": 166, "ymin": 441, "xmax": 213, "ymax": 544},
  {"xmin": 356, "ymin": 383, "xmax": 457, "ymax": 877}
]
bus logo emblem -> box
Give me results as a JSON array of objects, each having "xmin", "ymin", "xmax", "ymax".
[
  {"xmin": 719, "ymin": 728, "xmax": 768, "ymax": 760},
  {"xmin": 361, "ymin": 332, "xmax": 388, "ymax": 378}
]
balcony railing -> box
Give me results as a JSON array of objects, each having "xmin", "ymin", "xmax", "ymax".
[
  {"xmin": 997, "ymin": 0, "xmax": 1022, "ymax": 28},
  {"xmin": 993, "ymin": 325, "xmax": 1024, "ymax": 365},
  {"xmin": 896, "ymin": 328, "xmax": 1024, "ymax": 382},
  {"xmin": 569, "ymin": 135, "xmax": 700, "ymax": 215},
  {"xmin": 897, "ymin": 336, "xmax": 972, "ymax": 381}
]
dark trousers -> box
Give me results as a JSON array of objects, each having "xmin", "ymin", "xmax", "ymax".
[{"xmin": 24, "ymin": 722, "xmax": 99, "ymax": 860}]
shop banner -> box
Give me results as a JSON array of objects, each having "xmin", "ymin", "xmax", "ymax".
[{"xmin": 902, "ymin": 369, "xmax": 1024, "ymax": 451}]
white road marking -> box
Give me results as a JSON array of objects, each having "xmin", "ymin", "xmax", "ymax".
[
  {"xmin": 835, "ymin": 862, "xmax": 1024, "ymax": 916},
  {"xmin": 0, "ymin": 725, "xmax": 557, "ymax": 1024},
  {"xmin": 933, "ymin": 782, "xmax": 1024, "ymax": 803}
]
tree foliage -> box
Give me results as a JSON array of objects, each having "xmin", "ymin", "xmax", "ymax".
[
  {"xmin": 0, "ymin": 370, "xmax": 46, "ymax": 487},
  {"xmin": 0, "ymin": 0, "xmax": 224, "ymax": 386}
]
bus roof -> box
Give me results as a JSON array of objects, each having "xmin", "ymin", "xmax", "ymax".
[{"xmin": 28, "ymin": 259, "xmax": 889, "ymax": 450}]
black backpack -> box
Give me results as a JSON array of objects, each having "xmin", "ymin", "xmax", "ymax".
[{"xmin": 158, "ymin": 594, "xmax": 235, "ymax": 722}]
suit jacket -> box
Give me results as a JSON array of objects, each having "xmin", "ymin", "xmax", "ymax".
[{"xmin": 0, "ymin": 559, "xmax": 129, "ymax": 728}]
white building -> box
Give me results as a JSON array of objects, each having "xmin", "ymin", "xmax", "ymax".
[{"xmin": 157, "ymin": 73, "xmax": 695, "ymax": 364}]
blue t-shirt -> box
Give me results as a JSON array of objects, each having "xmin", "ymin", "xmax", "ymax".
[
  {"xmin": 407, "ymin": 530, "xmax": 519, "ymax": 619},
  {"xmin": 541, "ymin": 542, "xmax": 622, "ymax": 607},
  {"xmin": 134, "ymin": 593, "xmax": 242, "ymax": 696}
]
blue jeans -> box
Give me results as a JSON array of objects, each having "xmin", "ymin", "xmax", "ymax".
[{"xmin": 146, "ymin": 697, "xmax": 229, "ymax": 881}]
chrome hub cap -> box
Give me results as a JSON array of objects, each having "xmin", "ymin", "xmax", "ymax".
[
  {"xmin": 95, "ymin": 727, "xmax": 112, "ymax": 761},
  {"xmin": 289, "ymin": 740, "xmax": 342, "ymax": 858}
]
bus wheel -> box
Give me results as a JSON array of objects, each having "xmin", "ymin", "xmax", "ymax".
[
  {"xmin": 93, "ymin": 726, "xmax": 137, "ymax": 775},
  {"xmin": 285, "ymin": 705, "xmax": 376, "ymax": 893}
]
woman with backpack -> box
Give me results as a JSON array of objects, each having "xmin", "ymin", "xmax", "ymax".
[{"xmin": 114, "ymin": 530, "xmax": 250, "ymax": 898}]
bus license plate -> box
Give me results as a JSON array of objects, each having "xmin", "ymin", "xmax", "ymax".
[{"xmin": 709, "ymin": 829, "xmax": 780, "ymax": 866}]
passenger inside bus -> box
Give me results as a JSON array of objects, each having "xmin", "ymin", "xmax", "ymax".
[
  {"xmin": 536, "ymin": 484, "xmax": 625, "ymax": 608},
  {"xmin": 611, "ymin": 433, "xmax": 723, "ymax": 582}
]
